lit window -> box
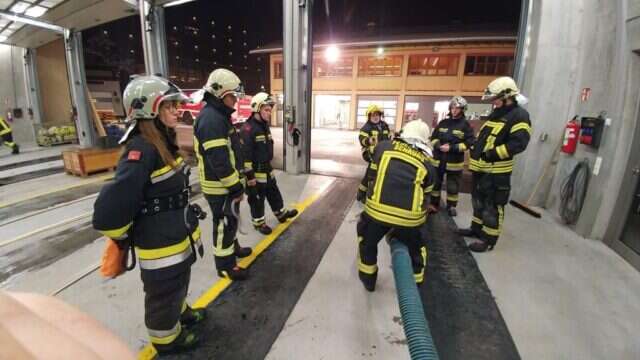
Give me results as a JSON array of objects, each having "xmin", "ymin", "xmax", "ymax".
[
  {"xmin": 358, "ymin": 55, "xmax": 403, "ymax": 77},
  {"xmin": 464, "ymin": 54, "xmax": 514, "ymax": 76},
  {"xmin": 313, "ymin": 57, "xmax": 353, "ymax": 77},
  {"xmin": 408, "ymin": 54, "xmax": 459, "ymax": 76}
]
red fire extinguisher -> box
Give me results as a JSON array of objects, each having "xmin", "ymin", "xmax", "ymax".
[{"xmin": 561, "ymin": 116, "xmax": 580, "ymax": 154}]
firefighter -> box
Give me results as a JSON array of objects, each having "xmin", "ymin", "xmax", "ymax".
[
  {"xmin": 429, "ymin": 96, "xmax": 475, "ymax": 217},
  {"xmin": 357, "ymin": 104, "xmax": 392, "ymax": 203},
  {"xmin": 357, "ymin": 119, "xmax": 436, "ymax": 292},
  {"xmin": 92, "ymin": 76, "xmax": 206, "ymax": 355},
  {"xmin": 241, "ymin": 92, "xmax": 298, "ymax": 235},
  {"xmin": 457, "ymin": 76, "xmax": 532, "ymax": 252},
  {"xmin": 194, "ymin": 68, "xmax": 252, "ymax": 280},
  {"xmin": 0, "ymin": 115, "xmax": 20, "ymax": 154}
]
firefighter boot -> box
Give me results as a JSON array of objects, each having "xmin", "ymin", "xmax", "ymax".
[
  {"xmin": 447, "ymin": 206, "xmax": 457, "ymax": 217},
  {"xmin": 358, "ymin": 271, "xmax": 377, "ymax": 292},
  {"xmin": 457, "ymin": 227, "xmax": 479, "ymax": 239},
  {"xmin": 218, "ymin": 265, "xmax": 249, "ymax": 281},
  {"xmin": 468, "ymin": 239, "xmax": 495, "ymax": 253},
  {"xmin": 276, "ymin": 209, "xmax": 299, "ymax": 223},
  {"xmin": 254, "ymin": 223, "xmax": 273, "ymax": 235},
  {"xmin": 154, "ymin": 327, "xmax": 200, "ymax": 356},
  {"xmin": 356, "ymin": 189, "xmax": 366, "ymax": 203},
  {"xmin": 180, "ymin": 306, "xmax": 207, "ymax": 328},
  {"xmin": 11, "ymin": 144, "xmax": 19, "ymax": 154},
  {"xmin": 234, "ymin": 239, "xmax": 252, "ymax": 258}
]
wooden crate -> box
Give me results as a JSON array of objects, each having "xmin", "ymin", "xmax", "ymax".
[{"xmin": 63, "ymin": 147, "xmax": 122, "ymax": 177}]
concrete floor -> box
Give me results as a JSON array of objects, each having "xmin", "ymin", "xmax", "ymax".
[{"xmin": 2, "ymin": 133, "xmax": 640, "ymax": 359}]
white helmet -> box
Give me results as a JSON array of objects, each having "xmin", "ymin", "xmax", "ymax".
[
  {"xmin": 251, "ymin": 92, "xmax": 275, "ymax": 112},
  {"xmin": 204, "ymin": 68, "xmax": 245, "ymax": 99},
  {"xmin": 449, "ymin": 96, "xmax": 468, "ymax": 111},
  {"xmin": 482, "ymin": 76, "xmax": 520, "ymax": 101},
  {"xmin": 400, "ymin": 120, "xmax": 432, "ymax": 156},
  {"xmin": 120, "ymin": 75, "xmax": 188, "ymax": 144}
]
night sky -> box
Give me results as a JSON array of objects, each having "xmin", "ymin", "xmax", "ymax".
[{"xmin": 83, "ymin": 0, "xmax": 521, "ymax": 94}]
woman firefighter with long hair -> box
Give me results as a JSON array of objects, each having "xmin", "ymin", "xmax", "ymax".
[{"xmin": 93, "ymin": 76, "xmax": 206, "ymax": 355}]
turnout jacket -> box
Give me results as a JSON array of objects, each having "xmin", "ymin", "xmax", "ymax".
[
  {"xmin": 240, "ymin": 115, "xmax": 274, "ymax": 183},
  {"xmin": 430, "ymin": 116, "xmax": 475, "ymax": 171},
  {"xmin": 359, "ymin": 120, "xmax": 391, "ymax": 162},
  {"xmin": 469, "ymin": 104, "xmax": 532, "ymax": 175},
  {"xmin": 364, "ymin": 139, "xmax": 436, "ymax": 228},
  {"xmin": 193, "ymin": 95, "xmax": 243, "ymax": 198},
  {"xmin": 93, "ymin": 133, "xmax": 200, "ymax": 282}
]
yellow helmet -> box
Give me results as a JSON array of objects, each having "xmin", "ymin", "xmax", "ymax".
[
  {"xmin": 365, "ymin": 104, "xmax": 384, "ymax": 118},
  {"xmin": 482, "ymin": 76, "xmax": 520, "ymax": 101},
  {"xmin": 251, "ymin": 92, "xmax": 275, "ymax": 112}
]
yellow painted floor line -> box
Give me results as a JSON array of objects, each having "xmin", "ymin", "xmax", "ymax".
[
  {"xmin": 0, "ymin": 173, "xmax": 113, "ymax": 209},
  {"xmin": 138, "ymin": 192, "xmax": 322, "ymax": 360}
]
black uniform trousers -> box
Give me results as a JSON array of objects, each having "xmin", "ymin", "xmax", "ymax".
[
  {"xmin": 205, "ymin": 194, "xmax": 239, "ymax": 272},
  {"xmin": 470, "ymin": 171, "xmax": 511, "ymax": 245},
  {"xmin": 1, "ymin": 133, "xmax": 17, "ymax": 150},
  {"xmin": 431, "ymin": 169, "xmax": 462, "ymax": 208},
  {"xmin": 143, "ymin": 269, "xmax": 190, "ymax": 350},
  {"xmin": 247, "ymin": 175, "xmax": 285, "ymax": 226},
  {"xmin": 357, "ymin": 212, "xmax": 428, "ymax": 284}
]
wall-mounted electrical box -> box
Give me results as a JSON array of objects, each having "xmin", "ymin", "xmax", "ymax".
[{"xmin": 580, "ymin": 116, "xmax": 605, "ymax": 148}]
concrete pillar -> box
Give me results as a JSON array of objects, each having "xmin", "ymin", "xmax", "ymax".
[
  {"xmin": 139, "ymin": 1, "xmax": 169, "ymax": 77},
  {"xmin": 22, "ymin": 48, "xmax": 43, "ymax": 126},
  {"xmin": 64, "ymin": 29, "xmax": 96, "ymax": 148},
  {"xmin": 283, "ymin": 0, "xmax": 313, "ymax": 174}
]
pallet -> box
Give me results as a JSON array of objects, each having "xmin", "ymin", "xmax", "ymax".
[{"xmin": 62, "ymin": 147, "xmax": 121, "ymax": 177}]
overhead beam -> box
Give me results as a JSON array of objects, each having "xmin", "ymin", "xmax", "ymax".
[
  {"xmin": 121, "ymin": 0, "xmax": 138, "ymax": 8},
  {"xmin": 0, "ymin": 9, "xmax": 65, "ymax": 34}
]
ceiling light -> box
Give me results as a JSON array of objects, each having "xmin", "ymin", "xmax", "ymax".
[
  {"xmin": 376, "ymin": 47, "xmax": 384, "ymax": 55},
  {"xmin": 324, "ymin": 45, "xmax": 340, "ymax": 63},
  {"xmin": 10, "ymin": 2, "xmax": 30, "ymax": 14},
  {"xmin": 163, "ymin": 0, "xmax": 197, "ymax": 8},
  {"xmin": 26, "ymin": 6, "xmax": 48, "ymax": 18}
]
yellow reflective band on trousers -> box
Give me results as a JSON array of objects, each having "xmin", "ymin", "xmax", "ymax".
[
  {"xmin": 136, "ymin": 228, "xmax": 201, "ymax": 270},
  {"xmin": 369, "ymin": 163, "xmax": 378, "ymax": 170},
  {"xmin": 0, "ymin": 117, "xmax": 10, "ymax": 135},
  {"xmin": 472, "ymin": 216, "xmax": 483, "ymax": 224},
  {"xmin": 458, "ymin": 143, "xmax": 468, "ymax": 152},
  {"xmin": 214, "ymin": 221, "xmax": 234, "ymax": 257},
  {"xmin": 447, "ymin": 194, "xmax": 459, "ymax": 201},
  {"xmin": 181, "ymin": 301, "xmax": 187, "ymax": 314},
  {"xmin": 357, "ymin": 236, "xmax": 378, "ymax": 274},
  {"xmin": 100, "ymin": 222, "xmax": 133, "ymax": 240},
  {"xmin": 202, "ymin": 138, "xmax": 229, "ymax": 150},
  {"xmin": 148, "ymin": 322, "xmax": 181, "ymax": 345},
  {"xmin": 358, "ymin": 183, "xmax": 368, "ymax": 191}
]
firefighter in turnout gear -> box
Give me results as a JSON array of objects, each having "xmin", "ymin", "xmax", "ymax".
[
  {"xmin": 0, "ymin": 115, "xmax": 19, "ymax": 154},
  {"xmin": 92, "ymin": 76, "xmax": 206, "ymax": 355},
  {"xmin": 357, "ymin": 120, "xmax": 436, "ymax": 292},
  {"xmin": 429, "ymin": 96, "xmax": 475, "ymax": 217},
  {"xmin": 194, "ymin": 68, "xmax": 252, "ymax": 281},
  {"xmin": 357, "ymin": 104, "xmax": 392, "ymax": 203},
  {"xmin": 457, "ymin": 77, "xmax": 532, "ymax": 252},
  {"xmin": 241, "ymin": 92, "xmax": 298, "ymax": 235}
]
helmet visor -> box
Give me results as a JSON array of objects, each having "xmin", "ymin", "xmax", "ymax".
[{"xmin": 221, "ymin": 84, "xmax": 246, "ymax": 99}]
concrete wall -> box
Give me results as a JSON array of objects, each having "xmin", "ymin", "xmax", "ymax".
[
  {"xmin": 0, "ymin": 44, "xmax": 35, "ymax": 145},
  {"xmin": 513, "ymin": 0, "xmax": 640, "ymax": 241}
]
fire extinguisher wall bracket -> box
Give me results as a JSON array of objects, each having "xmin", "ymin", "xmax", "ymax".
[{"xmin": 561, "ymin": 116, "xmax": 580, "ymax": 155}]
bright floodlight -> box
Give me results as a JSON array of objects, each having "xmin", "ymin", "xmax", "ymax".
[
  {"xmin": 25, "ymin": 6, "xmax": 48, "ymax": 18},
  {"xmin": 376, "ymin": 47, "xmax": 384, "ymax": 55},
  {"xmin": 324, "ymin": 45, "xmax": 340, "ymax": 63}
]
